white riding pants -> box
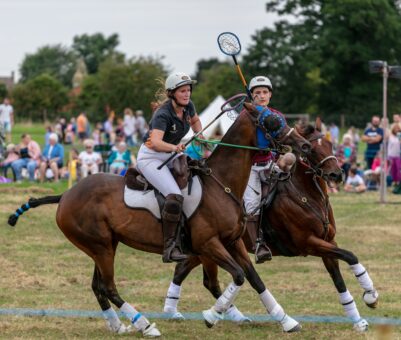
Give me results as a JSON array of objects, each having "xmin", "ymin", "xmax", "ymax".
[
  {"xmin": 244, "ymin": 162, "xmax": 272, "ymax": 215},
  {"xmin": 137, "ymin": 144, "xmax": 181, "ymax": 197}
]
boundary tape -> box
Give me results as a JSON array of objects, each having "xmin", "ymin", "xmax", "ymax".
[{"xmin": 0, "ymin": 308, "xmax": 400, "ymax": 326}]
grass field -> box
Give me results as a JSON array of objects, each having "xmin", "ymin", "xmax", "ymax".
[{"xmin": 1, "ymin": 185, "xmax": 401, "ymax": 339}]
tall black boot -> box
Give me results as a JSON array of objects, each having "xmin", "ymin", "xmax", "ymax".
[
  {"xmin": 247, "ymin": 215, "xmax": 272, "ymax": 264},
  {"xmin": 162, "ymin": 194, "xmax": 188, "ymax": 263}
]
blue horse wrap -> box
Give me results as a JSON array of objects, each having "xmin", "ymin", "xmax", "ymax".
[{"xmin": 255, "ymin": 106, "xmax": 286, "ymax": 149}]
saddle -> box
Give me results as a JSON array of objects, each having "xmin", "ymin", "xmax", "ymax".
[
  {"xmin": 259, "ymin": 167, "xmax": 296, "ymax": 257},
  {"xmin": 124, "ymin": 155, "xmax": 204, "ymax": 256}
]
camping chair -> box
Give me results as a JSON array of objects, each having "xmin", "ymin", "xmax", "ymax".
[{"xmin": 94, "ymin": 144, "xmax": 112, "ymax": 173}]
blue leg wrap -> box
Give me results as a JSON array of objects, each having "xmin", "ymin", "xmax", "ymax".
[{"xmin": 132, "ymin": 313, "xmax": 142, "ymax": 324}]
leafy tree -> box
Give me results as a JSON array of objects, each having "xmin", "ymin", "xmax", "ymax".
[
  {"xmin": 193, "ymin": 58, "xmax": 224, "ymax": 81},
  {"xmin": 19, "ymin": 45, "xmax": 76, "ymax": 88},
  {"xmin": 76, "ymin": 56, "xmax": 167, "ymax": 122},
  {"xmin": 12, "ymin": 74, "xmax": 69, "ymax": 122},
  {"xmin": 72, "ymin": 33, "xmax": 123, "ymax": 74},
  {"xmin": 192, "ymin": 63, "xmax": 244, "ymax": 112},
  {"xmin": 0, "ymin": 83, "xmax": 7, "ymax": 99},
  {"xmin": 244, "ymin": 0, "xmax": 401, "ymax": 126}
]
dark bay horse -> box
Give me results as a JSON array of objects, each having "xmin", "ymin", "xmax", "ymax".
[
  {"xmin": 8, "ymin": 103, "xmax": 311, "ymax": 337},
  {"xmin": 164, "ymin": 119, "xmax": 379, "ymax": 332}
]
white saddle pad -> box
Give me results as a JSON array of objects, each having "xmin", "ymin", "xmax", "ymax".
[{"xmin": 124, "ymin": 175, "xmax": 202, "ymax": 220}]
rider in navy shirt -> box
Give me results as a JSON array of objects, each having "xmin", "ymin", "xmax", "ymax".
[{"xmin": 137, "ymin": 72, "xmax": 203, "ymax": 263}]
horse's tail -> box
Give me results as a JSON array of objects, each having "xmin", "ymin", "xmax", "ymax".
[{"xmin": 8, "ymin": 195, "xmax": 63, "ymax": 227}]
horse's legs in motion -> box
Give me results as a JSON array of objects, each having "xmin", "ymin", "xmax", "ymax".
[
  {"xmin": 163, "ymin": 256, "xmax": 202, "ymax": 319},
  {"xmin": 92, "ymin": 245, "xmax": 161, "ymax": 337},
  {"xmin": 202, "ymin": 237, "xmax": 300, "ymax": 332},
  {"xmin": 308, "ymin": 235, "xmax": 378, "ymax": 332},
  {"xmin": 229, "ymin": 238, "xmax": 301, "ymax": 332},
  {"xmin": 92, "ymin": 265, "xmax": 131, "ymax": 334}
]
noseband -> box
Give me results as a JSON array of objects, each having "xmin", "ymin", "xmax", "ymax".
[{"xmin": 303, "ymin": 133, "xmax": 338, "ymax": 178}]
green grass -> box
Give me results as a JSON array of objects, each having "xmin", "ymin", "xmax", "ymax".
[{"xmin": 0, "ymin": 187, "xmax": 401, "ymax": 339}]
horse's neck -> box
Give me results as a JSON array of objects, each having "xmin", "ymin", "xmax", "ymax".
[
  {"xmin": 206, "ymin": 115, "xmax": 256, "ymax": 199},
  {"xmin": 292, "ymin": 161, "xmax": 328, "ymax": 199}
]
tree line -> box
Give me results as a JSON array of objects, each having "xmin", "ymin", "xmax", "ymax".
[{"xmin": 8, "ymin": 0, "xmax": 401, "ymax": 126}]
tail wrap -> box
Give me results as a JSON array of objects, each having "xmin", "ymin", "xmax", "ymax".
[{"xmin": 8, "ymin": 195, "xmax": 62, "ymax": 227}]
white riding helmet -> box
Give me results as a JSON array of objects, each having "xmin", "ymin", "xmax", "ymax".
[
  {"xmin": 249, "ymin": 76, "xmax": 273, "ymax": 92},
  {"xmin": 165, "ymin": 72, "xmax": 197, "ymax": 91}
]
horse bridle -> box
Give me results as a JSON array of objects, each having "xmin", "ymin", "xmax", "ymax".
[{"xmin": 302, "ymin": 132, "xmax": 339, "ymax": 179}]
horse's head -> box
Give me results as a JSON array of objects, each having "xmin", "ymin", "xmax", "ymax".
[
  {"xmin": 243, "ymin": 102, "xmax": 311, "ymax": 156},
  {"xmin": 296, "ymin": 117, "xmax": 344, "ymax": 184}
]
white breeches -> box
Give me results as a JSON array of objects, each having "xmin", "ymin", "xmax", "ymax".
[
  {"xmin": 244, "ymin": 162, "xmax": 272, "ymax": 215},
  {"xmin": 81, "ymin": 163, "xmax": 99, "ymax": 178},
  {"xmin": 137, "ymin": 144, "xmax": 181, "ymax": 197}
]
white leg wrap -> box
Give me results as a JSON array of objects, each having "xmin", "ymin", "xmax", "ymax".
[
  {"xmin": 163, "ymin": 282, "xmax": 181, "ymax": 313},
  {"xmin": 350, "ymin": 263, "xmax": 374, "ymax": 291},
  {"xmin": 259, "ymin": 290, "xmax": 284, "ymax": 319},
  {"xmin": 214, "ymin": 282, "xmax": 241, "ymax": 313},
  {"xmin": 102, "ymin": 307, "xmax": 122, "ymax": 332},
  {"xmin": 339, "ymin": 290, "xmax": 361, "ymax": 323},
  {"xmin": 120, "ymin": 302, "xmax": 150, "ymax": 331}
]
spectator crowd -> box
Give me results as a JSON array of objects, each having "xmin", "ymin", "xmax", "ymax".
[
  {"xmin": 1, "ymin": 93, "xmax": 401, "ymax": 196},
  {"xmin": 0, "ymin": 104, "xmax": 148, "ymax": 183}
]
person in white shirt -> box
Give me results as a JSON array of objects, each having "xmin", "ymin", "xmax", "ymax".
[
  {"xmin": 344, "ymin": 168, "xmax": 366, "ymax": 193},
  {"xmin": 78, "ymin": 139, "xmax": 102, "ymax": 178},
  {"xmin": 123, "ymin": 108, "xmax": 136, "ymax": 146},
  {"xmin": 135, "ymin": 110, "xmax": 148, "ymax": 141},
  {"xmin": 0, "ymin": 97, "xmax": 14, "ymax": 143}
]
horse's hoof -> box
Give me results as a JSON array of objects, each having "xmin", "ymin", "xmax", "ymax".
[
  {"xmin": 281, "ymin": 315, "xmax": 302, "ymax": 333},
  {"xmin": 363, "ymin": 290, "xmax": 379, "ymax": 308},
  {"xmin": 353, "ymin": 319, "xmax": 369, "ymax": 332},
  {"xmin": 225, "ymin": 305, "xmax": 251, "ymax": 323},
  {"xmin": 171, "ymin": 312, "xmax": 185, "ymax": 320},
  {"xmin": 202, "ymin": 307, "xmax": 223, "ymax": 328},
  {"xmin": 287, "ymin": 323, "xmax": 302, "ymax": 333},
  {"xmin": 142, "ymin": 323, "xmax": 161, "ymax": 337},
  {"xmin": 106, "ymin": 321, "xmax": 133, "ymax": 334}
]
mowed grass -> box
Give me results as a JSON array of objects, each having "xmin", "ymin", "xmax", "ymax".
[{"xmin": 1, "ymin": 186, "xmax": 401, "ymax": 340}]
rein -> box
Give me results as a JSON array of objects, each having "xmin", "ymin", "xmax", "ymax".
[
  {"xmin": 286, "ymin": 132, "xmax": 338, "ymax": 240},
  {"xmin": 193, "ymin": 136, "xmax": 292, "ymax": 154}
]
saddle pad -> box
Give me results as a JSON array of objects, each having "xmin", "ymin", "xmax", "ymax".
[{"xmin": 124, "ymin": 175, "xmax": 202, "ymax": 220}]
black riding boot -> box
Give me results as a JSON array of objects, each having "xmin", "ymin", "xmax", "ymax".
[
  {"xmin": 248, "ymin": 215, "xmax": 272, "ymax": 263},
  {"xmin": 162, "ymin": 194, "xmax": 188, "ymax": 263}
]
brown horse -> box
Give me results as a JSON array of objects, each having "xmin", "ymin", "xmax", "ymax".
[
  {"xmin": 8, "ymin": 103, "xmax": 311, "ymax": 337},
  {"xmin": 164, "ymin": 118, "xmax": 379, "ymax": 332}
]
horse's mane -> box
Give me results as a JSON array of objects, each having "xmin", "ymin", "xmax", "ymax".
[{"xmin": 296, "ymin": 123, "xmax": 315, "ymax": 137}]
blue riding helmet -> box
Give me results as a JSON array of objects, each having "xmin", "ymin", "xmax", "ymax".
[{"xmin": 255, "ymin": 105, "xmax": 286, "ymax": 149}]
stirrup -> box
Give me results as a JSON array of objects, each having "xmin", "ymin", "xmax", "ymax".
[
  {"xmin": 162, "ymin": 245, "xmax": 188, "ymax": 263},
  {"xmin": 255, "ymin": 240, "xmax": 272, "ymax": 264}
]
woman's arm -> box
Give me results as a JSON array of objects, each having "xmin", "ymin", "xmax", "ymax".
[
  {"xmin": 148, "ymin": 129, "xmax": 185, "ymax": 153},
  {"xmin": 190, "ymin": 114, "xmax": 203, "ymax": 134}
]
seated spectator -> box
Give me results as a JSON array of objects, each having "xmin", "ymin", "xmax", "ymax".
[
  {"xmin": 364, "ymin": 152, "xmax": 382, "ymax": 190},
  {"xmin": 344, "ymin": 168, "xmax": 366, "ymax": 193},
  {"xmin": 44, "ymin": 126, "xmax": 54, "ymax": 146},
  {"xmin": 108, "ymin": 142, "xmax": 132, "ymax": 174},
  {"xmin": 336, "ymin": 133, "xmax": 357, "ymax": 180},
  {"xmin": 65, "ymin": 118, "xmax": 76, "ymax": 144},
  {"xmin": 78, "ymin": 139, "xmax": 102, "ymax": 178},
  {"xmin": 0, "ymin": 143, "xmax": 20, "ymax": 178},
  {"xmin": 39, "ymin": 133, "xmax": 64, "ymax": 183},
  {"xmin": 11, "ymin": 134, "xmax": 41, "ymax": 182}
]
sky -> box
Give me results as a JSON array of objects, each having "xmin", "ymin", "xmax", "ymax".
[{"xmin": 0, "ymin": 0, "xmax": 281, "ymax": 79}]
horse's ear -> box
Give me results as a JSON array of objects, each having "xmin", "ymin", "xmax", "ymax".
[
  {"xmin": 315, "ymin": 117, "xmax": 322, "ymax": 132},
  {"xmin": 243, "ymin": 102, "xmax": 255, "ymax": 112}
]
